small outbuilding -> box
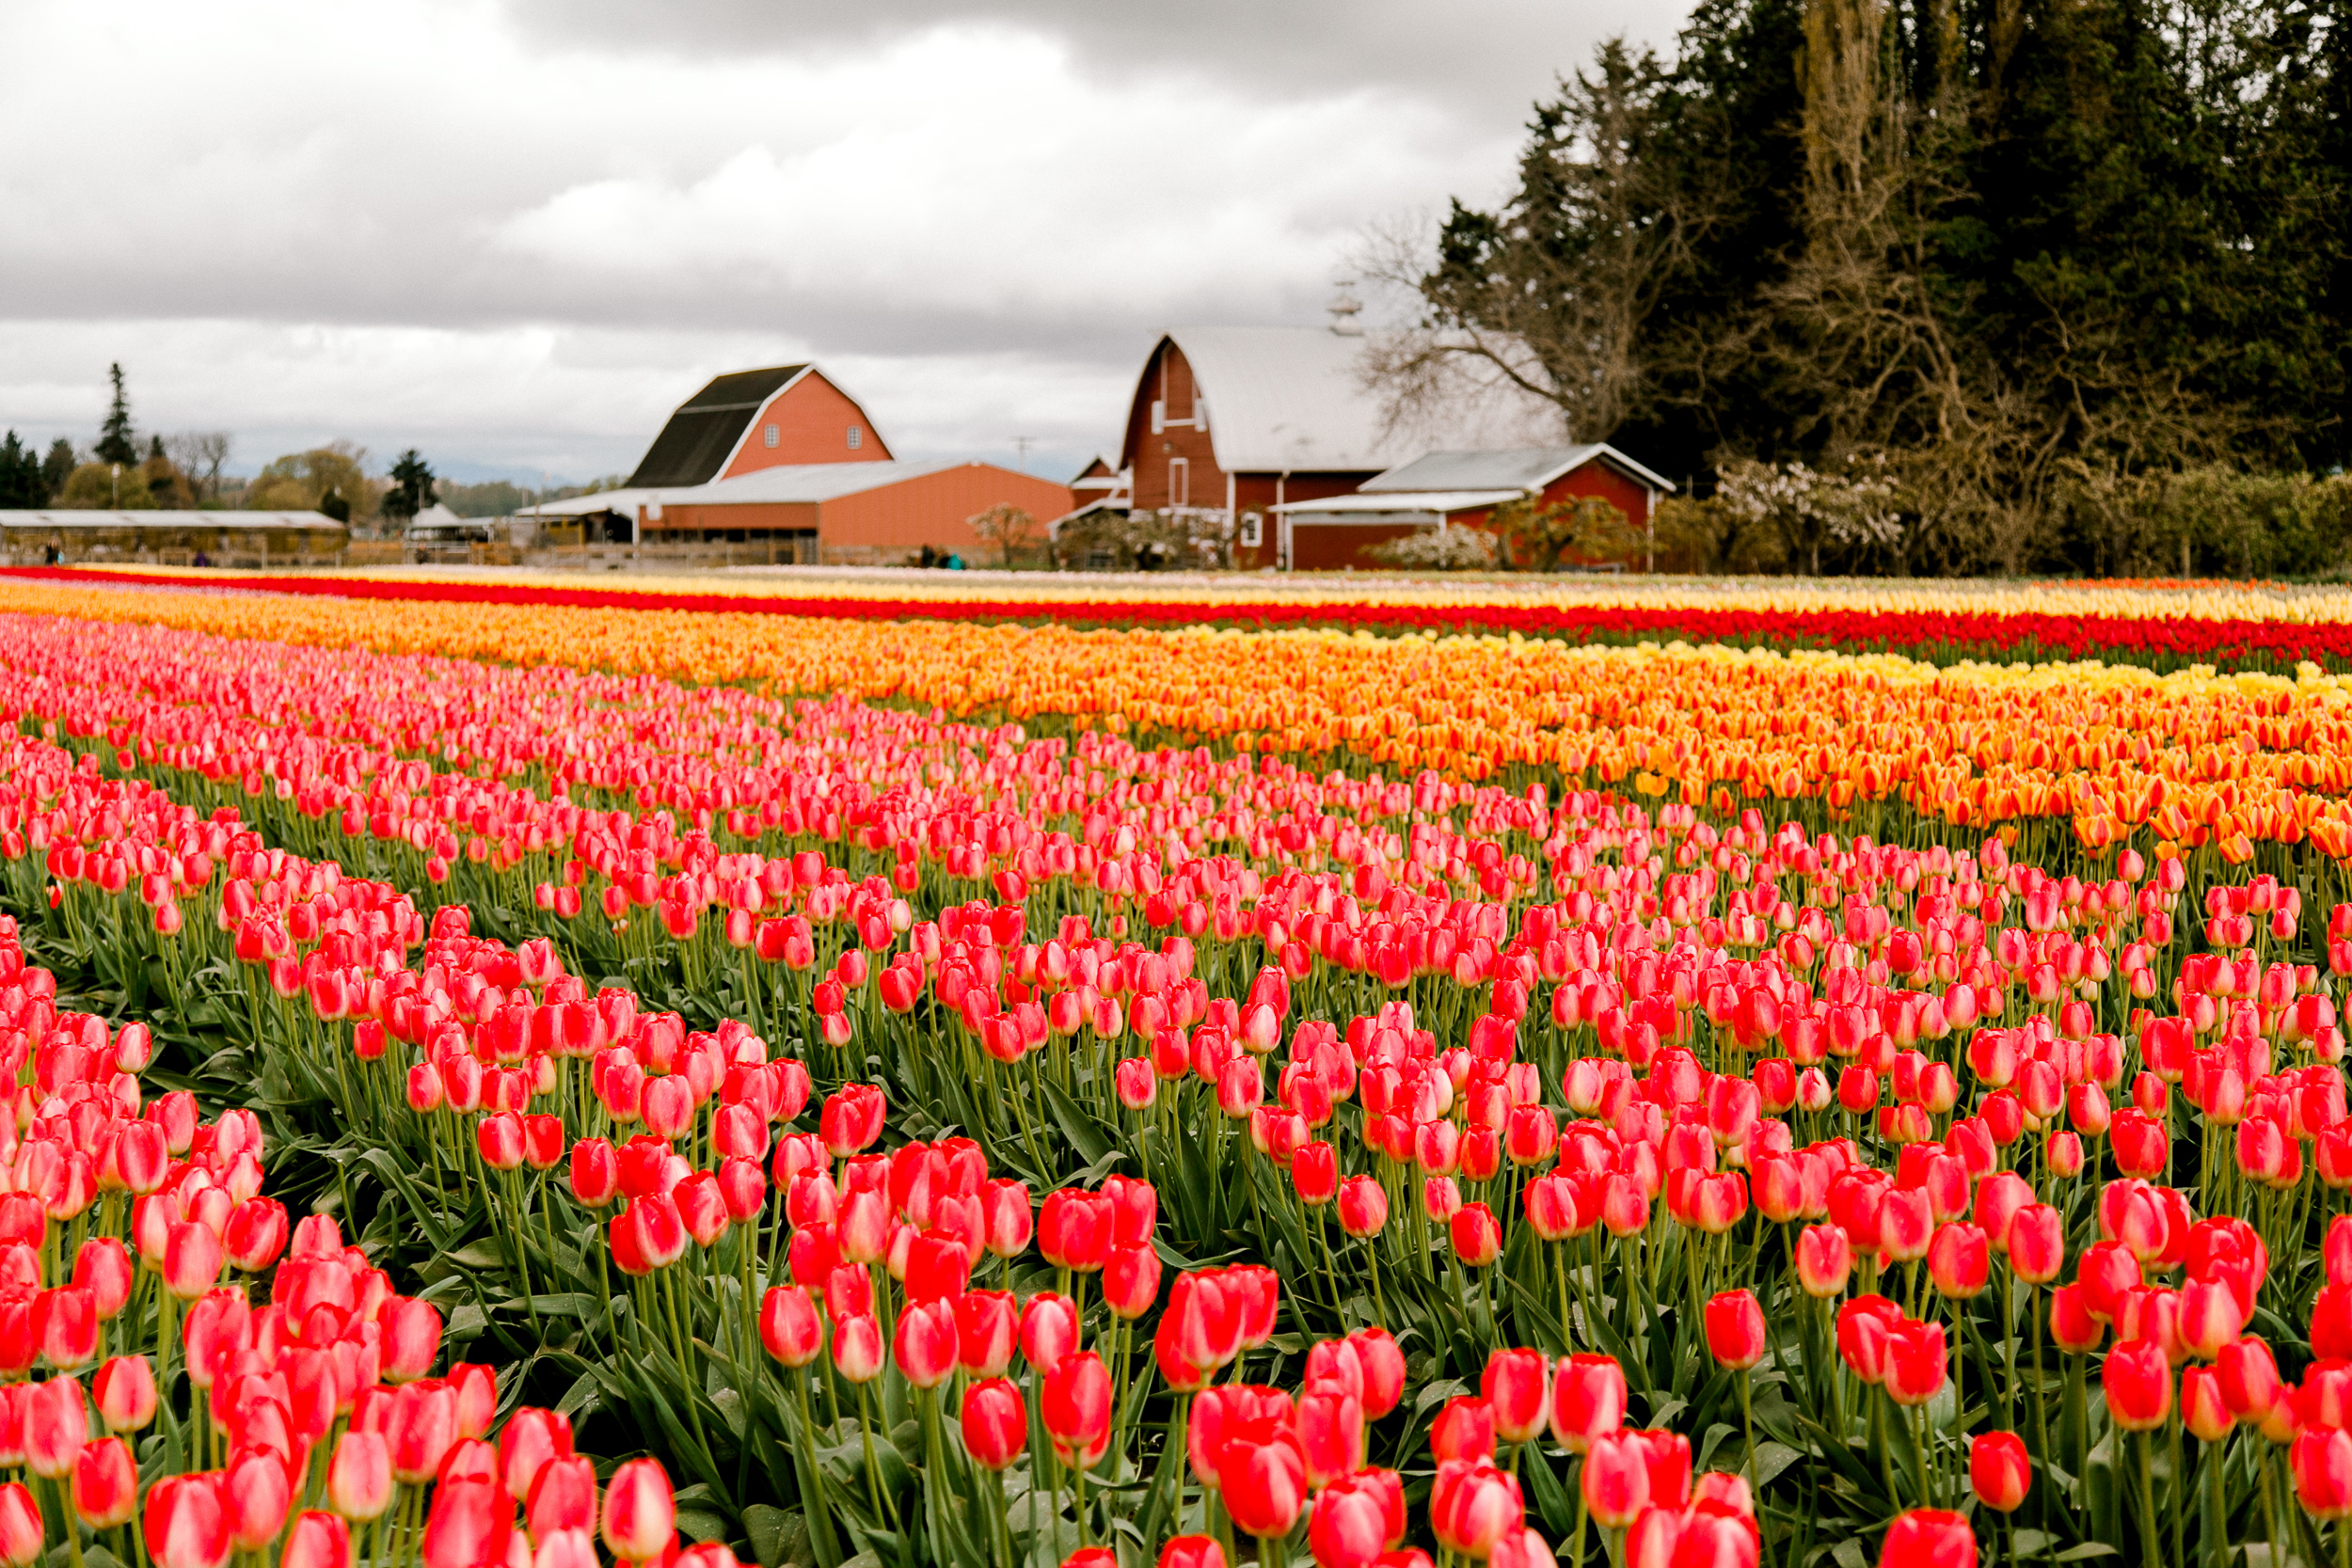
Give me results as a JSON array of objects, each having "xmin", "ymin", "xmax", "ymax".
[
  {"xmin": 0, "ymin": 510, "xmax": 347, "ymax": 568},
  {"xmin": 1270, "ymin": 445, "xmax": 1677, "ymax": 570}
]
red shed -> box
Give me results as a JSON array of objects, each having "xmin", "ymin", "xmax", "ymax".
[{"xmin": 1271, "ymin": 446, "xmax": 1676, "ymax": 570}]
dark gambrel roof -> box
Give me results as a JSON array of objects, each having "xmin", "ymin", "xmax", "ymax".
[{"xmin": 625, "ymin": 365, "xmax": 808, "ymax": 488}]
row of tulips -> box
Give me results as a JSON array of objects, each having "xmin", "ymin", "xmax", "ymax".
[
  {"xmin": 0, "ymin": 912, "xmax": 699, "ymax": 1568},
  {"xmin": 14, "ymin": 612, "xmax": 2352, "ymax": 1564},
  {"xmin": 15, "ymin": 589, "xmax": 2352, "ymax": 868},
  {"xmin": 0, "ymin": 752, "xmax": 2314, "ymax": 1568},
  {"xmin": 13, "ymin": 564, "xmax": 2352, "ymax": 674}
]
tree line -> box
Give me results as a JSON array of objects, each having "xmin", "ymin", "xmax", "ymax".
[
  {"xmin": 1378, "ymin": 0, "xmax": 2351, "ymax": 577},
  {"xmin": 0, "ymin": 364, "xmax": 608, "ymax": 533}
]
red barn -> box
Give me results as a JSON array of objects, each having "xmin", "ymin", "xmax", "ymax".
[
  {"xmin": 627, "ymin": 363, "xmax": 891, "ymax": 485},
  {"xmin": 1272, "ymin": 446, "xmax": 1675, "ymax": 570},
  {"xmin": 528, "ymin": 363, "xmax": 1073, "ymax": 562},
  {"xmin": 1115, "ymin": 309, "xmax": 1565, "ymax": 568}
]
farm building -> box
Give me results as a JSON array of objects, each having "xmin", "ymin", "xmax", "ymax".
[
  {"xmin": 637, "ymin": 460, "xmax": 1076, "ymax": 564},
  {"xmin": 0, "ymin": 510, "xmax": 346, "ymax": 568},
  {"xmin": 1114, "ymin": 295, "xmax": 1566, "ymax": 569},
  {"xmin": 530, "ymin": 363, "xmax": 1069, "ymax": 561},
  {"xmin": 1271, "ymin": 446, "xmax": 1676, "ymax": 571}
]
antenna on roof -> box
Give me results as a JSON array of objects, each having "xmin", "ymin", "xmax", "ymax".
[{"xmin": 1327, "ymin": 279, "xmax": 1365, "ymax": 337}]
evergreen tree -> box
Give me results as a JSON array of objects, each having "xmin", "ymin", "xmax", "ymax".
[
  {"xmin": 383, "ymin": 450, "xmax": 437, "ymax": 525},
  {"xmin": 40, "ymin": 440, "xmax": 74, "ymax": 498},
  {"xmin": 94, "ymin": 364, "xmax": 136, "ymax": 467},
  {"xmin": 1408, "ymin": 0, "xmax": 2348, "ymax": 574},
  {"xmin": 0, "ymin": 433, "xmax": 42, "ymax": 508}
]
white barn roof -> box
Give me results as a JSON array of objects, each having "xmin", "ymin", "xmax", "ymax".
[
  {"xmin": 1360, "ymin": 445, "xmax": 1676, "ymax": 497},
  {"xmin": 654, "ymin": 460, "xmax": 965, "ymax": 507},
  {"xmin": 0, "ymin": 510, "xmax": 344, "ymax": 531},
  {"xmin": 1142, "ymin": 327, "xmax": 1565, "ymax": 475}
]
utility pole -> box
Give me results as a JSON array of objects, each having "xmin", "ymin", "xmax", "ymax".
[{"xmin": 1012, "ymin": 436, "xmax": 1036, "ymax": 473}]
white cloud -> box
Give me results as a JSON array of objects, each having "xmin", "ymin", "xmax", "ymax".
[{"xmin": 0, "ymin": 0, "xmax": 1696, "ymax": 482}]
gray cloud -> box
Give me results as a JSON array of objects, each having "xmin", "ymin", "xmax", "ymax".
[{"xmin": 0, "ymin": 0, "xmax": 1695, "ymax": 483}]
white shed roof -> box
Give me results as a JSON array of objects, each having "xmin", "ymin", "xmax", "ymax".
[
  {"xmin": 1141, "ymin": 327, "xmax": 1565, "ymax": 475},
  {"xmin": 0, "ymin": 510, "xmax": 345, "ymax": 531},
  {"xmin": 1272, "ymin": 490, "xmax": 1524, "ymax": 517}
]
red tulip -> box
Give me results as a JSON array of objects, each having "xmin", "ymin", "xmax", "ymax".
[
  {"xmin": 832, "ymin": 1314, "xmax": 883, "ymax": 1383},
  {"xmin": 1451, "ymin": 1203, "xmax": 1502, "ymax": 1267},
  {"xmin": 893, "ymin": 1299, "xmax": 959, "ymax": 1389},
  {"xmin": 980, "ymin": 1179, "xmax": 1032, "ymax": 1259},
  {"xmin": 960, "ymin": 1377, "xmax": 1027, "ymax": 1470},
  {"xmin": 1337, "ymin": 1176, "xmax": 1389, "ymax": 1238},
  {"xmin": 2103, "ymin": 1339, "xmax": 2172, "ymax": 1431},
  {"xmin": 1927, "ymin": 1224, "xmax": 1990, "ymax": 1300},
  {"xmin": 1155, "ymin": 1539, "xmax": 1226, "ymax": 1568},
  {"xmin": 1884, "ymin": 1320, "xmax": 1948, "ymax": 1408},
  {"xmin": 2182, "ymin": 1365, "xmax": 2232, "ymax": 1443},
  {"xmin": 1549, "ymin": 1354, "xmax": 1627, "ymax": 1451},
  {"xmin": 818, "ymin": 1085, "xmax": 886, "ymax": 1157},
  {"xmin": 92, "ymin": 1354, "xmax": 156, "ymax": 1432},
  {"xmin": 1350, "ymin": 1329, "xmax": 1406, "ymax": 1418},
  {"xmin": 1290, "ymin": 1143, "xmax": 1339, "ymax": 1207},
  {"xmin": 163, "ymin": 1223, "xmax": 223, "ymax": 1301},
  {"xmin": 1878, "ymin": 1509, "xmax": 1974, "ymax": 1568},
  {"xmin": 225, "ymin": 1447, "xmax": 294, "ymax": 1552},
  {"xmin": 23, "ymin": 1374, "xmax": 83, "ymax": 1480},
  {"xmin": 1795, "ymin": 1225, "xmax": 1851, "ymax": 1297},
  {"xmin": 1482, "ymin": 1348, "xmax": 1549, "ymax": 1444},
  {"xmin": 527, "ymin": 1458, "xmax": 596, "ymax": 1541},
  {"xmin": 385, "ymin": 1380, "xmax": 457, "ymax": 1488},
  {"xmin": 282, "ymin": 1513, "xmax": 351, "ymax": 1568},
  {"xmin": 1043, "ymin": 1352, "xmax": 1112, "ymax": 1468},
  {"xmin": 1038, "ymin": 1189, "xmax": 1115, "ymax": 1273},
  {"xmin": 72, "ymin": 1436, "xmax": 136, "ymax": 1528},
  {"xmin": 1430, "ymin": 1396, "xmax": 1497, "ymax": 1465},
  {"xmin": 327, "ymin": 1431, "xmax": 392, "ymax": 1522},
  {"xmin": 1430, "ymin": 1459, "xmax": 1525, "ymax": 1560},
  {"xmin": 145, "ymin": 1474, "xmax": 230, "ymax": 1568},
  {"xmin": 1705, "ymin": 1291, "xmax": 1766, "ymax": 1370},
  {"xmin": 72, "ymin": 1239, "xmax": 134, "ymax": 1321},
  {"xmin": 1295, "ymin": 1383, "xmax": 1364, "ymax": 1487},
  {"xmin": 1104, "ymin": 1245, "xmax": 1162, "ymax": 1319},
  {"xmin": 1968, "ymin": 1431, "xmax": 2029, "ymax": 1513},
  {"xmin": 1217, "ymin": 1433, "xmax": 1307, "ymax": 1540},
  {"xmin": 600, "ymin": 1458, "xmax": 675, "ymax": 1564},
  {"xmin": 1228, "ymin": 1265, "xmax": 1280, "ymax": 1349},
  {"xmin": 1020, "ymin": 1291, "xmax": 1080, "ymax": 1374},
  {"xmin": 1581, "ymin": 1432, "xmax": 1651, "ymax": 1528},
  {"xmin": 2294, "ymin": 1426, "xmax": 2352, "ymax": 1519},
  {"xmin": 2049, "ymin": 1285, "xmax": 2105, "ymax": 1354},
  {"xmin": 1836, "ymin": 1296, "xmax": 1904, "ymax": 1385},
  {"xmin": 1308, "ymin": 1472, "xmax": 1394, "ymax": 1568},
  {"xmin": 2219, "ymin": 1336, "xmax": 2282, "ymax": 1422},
  {"xmin": 760, "ymin": 1286, "xmax": 823, "ymax": 1368},
  {"xmin": 381, "ymin": 1296, "xmax": 443, "ymax": 1383},
  {"xmin": 0, "ymin": 1482, "xmax": 40, "ymax": 1568}
]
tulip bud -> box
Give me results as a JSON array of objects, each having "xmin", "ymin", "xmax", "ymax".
[
  {"xmin": 599, "ymin": 1458, "xmax": 675, "ymax": 1565},
  {"xmin": 960, "ymin": 1377, "xmax": 1027, "ymax": 1470}
]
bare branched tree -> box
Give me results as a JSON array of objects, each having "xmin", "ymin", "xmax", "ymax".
[
  {"xmin": 164, "ymin": 433, "xmax": 232, "ymax": 506},
  {"xmin": 1361, "ymin": 40, "xmax": 1725, "ymax": 446}
]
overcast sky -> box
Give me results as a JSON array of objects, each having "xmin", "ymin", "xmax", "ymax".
[{"xmin": 0, "ymin": 0, "xmax": 1696, "ymax": 486}]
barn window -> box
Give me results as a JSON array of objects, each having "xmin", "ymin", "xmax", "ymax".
[
  {"xmin": 1168, "ymin": 457, "xmax": 1189, "ymax": 508},
  {"xmin": 1194, "ymin": 397, "xmax": 1208, "ymax": 431},
  {"xmin": 847, "ymin": 425, "xmax": 862, "ymax": 450},
  {"xmin": 1151, "ymin": 400, "xmax": 1166, "ymax": 436},
  {"xmin": 763, "ymin": 424, "xmax": 780, "ymax": 449},
  {"xmin": 1239, "ymin": 512, "xmax": 1262, "ymax": 547}
]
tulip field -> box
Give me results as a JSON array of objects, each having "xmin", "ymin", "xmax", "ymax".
[{"xmin": 10, "ymin": 576, "xmax": 2352, "ymax": 1568}]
